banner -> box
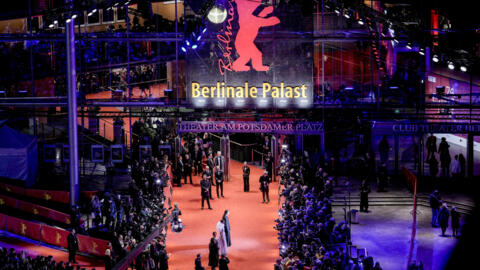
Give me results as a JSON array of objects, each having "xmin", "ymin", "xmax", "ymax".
[
  {"xmin": 78, "ymin": 234, "xmax": 109, "ymax": 257},
  {"xmin": 0, "ymin": 194, "xmax": 18, "ymax": 208},
  {"xmin": 41, "ymin": 224, "xmax": 70, "ymax": 248},
  {"xmin": 6, "ymin": 216, "xmax": 42, "ymax": 241},
  {"xmin": 186, "ymin": 0, "xmax": 313, "ymax": 109},
  {"xmin": 177, "ymin": 121, "xmax": 324, "ymax": 135},
  {"xmin": 25, "ymin": 189, "xmax": 70, "ymax": 204},
  {"xmin": 0, "ymin": 213, "xmax": 6, "ymax": 230},
  {"xmin": 0, "ymin": 183, "xmax": 96, "ymax": 205}
]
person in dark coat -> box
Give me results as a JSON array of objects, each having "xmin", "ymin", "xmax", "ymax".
[
  {"xmin": 204, "ymin": 166, "xmax": 214, "ymax": 200},
  {"xmin": 378, "ymin": 135, "xmax": 389, "ymax": 163},
  {"xmin": 359, "ymin": 180, "xmax": 371, "ymax": 212},
  {"xmin": 67, "ymin": 229, "xmax": 79, "ymax": 263},
  {"xmin": 438, "ymin": 203, "xmax": 450, "ymax": 236},
  {"xmin": 158, "ymin": 245, "xmax": 169, "ymax": 270},
  {"xmin": 215, "ymin": 166, "xmax": 224, "ymax": 198},
  {"xmin": 201, "ymin": 174, "xmax": 212, "ymax": 210},
  {"xmin": 264, "ymin": 152, "xmax": 274, "ymax": 181},
  {"xmin": 184, "ymin": 154, "xmax": 193, "ymax": 184},
  {"xmin": 438, "ymin": 137, "xmax": 451, "ymax": 177},
  {"xmin": 428, "ymin": 155, "xmax": 439, "ymax": 178},
  {"xmin": 451, "ymin": 206, "xmax": 460, "ymax": 237},
  {"xmin": 242, "ymin": 161, "xmax": 250, "ymax": 192},
  {"xmin": 458, "ymin": 153, "xmax": 466, "ymax": 178},
  {"xmin": 176, "ymin": 155, "xmax": 184, "ymax": 187},
  {"xmin": 195, "ymin": 253, "xmax": 205, "ymax": 270},
  {"xmin": 219, "ymin": 255, "xmax": 230, "ymax": 270},
  {"xmin": 429, "ymin": 190, "xmax": 441, "ymax": 227},
  {"xmin": 193, "ymin": 145, "xmax": 203, "ymax": 176},
  {"xmin": 208, "ymin": 232, "xmax": 219, "ymax": 270},
  {"xmin": 207, "ymin": 153, "xmax": 215, "ymax": 182},
  {"xmin": 259, "ymin": 171, "xmax": 270, "ymax": 203},
  {"xmin": 426, "ymin": 133, "xmax": 437, "ymax": 160}
]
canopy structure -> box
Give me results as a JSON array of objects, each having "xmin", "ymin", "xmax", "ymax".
[{"xmin": 0, "ymin": 121, "xmax": 38, "ymax": 187}]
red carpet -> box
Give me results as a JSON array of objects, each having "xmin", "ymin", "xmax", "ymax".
[
  {"xmin": 166, "ymin": 160, "xmax": 279, "ymax": 270},
  {"xmin": 0, "ymin": 235, "xmax": 104, "ymax": 269}
]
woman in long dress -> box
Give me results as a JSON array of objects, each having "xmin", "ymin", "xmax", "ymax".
[
  {"xmin": 216, "ymin": 219, "xmax": 228, "ymax": 255},
  {"xmin": 222, "ymin": 210, "xmax": 231, "ymax": 247}
]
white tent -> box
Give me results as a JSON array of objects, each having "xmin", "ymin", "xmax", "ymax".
[{"xmin": 0, "ymin": 122, "xmax": 38, "ymax": 187}]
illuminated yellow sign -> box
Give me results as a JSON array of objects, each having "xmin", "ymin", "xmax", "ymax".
[{"xmin": 191, "ymin": 82, "xmax": 308, "ymax": 99}]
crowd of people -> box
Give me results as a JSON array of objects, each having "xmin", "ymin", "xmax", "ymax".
[
  {"xmin": 274, "ymin": 151, "xmax": 383, "ymax": 270},
  {"xmin": 429, "ymin": 190, "xmax": 461, "ymax": 237},
  {"xmin": 0, "ymin": 247, "xmax": 78, "ymax": 270}
]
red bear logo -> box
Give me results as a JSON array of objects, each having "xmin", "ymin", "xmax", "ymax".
[{"xmin": 232, "ymin": 1, "xmax": 280, "ymax": 72}]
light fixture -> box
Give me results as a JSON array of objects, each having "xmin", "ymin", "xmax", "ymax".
[
  {"xmin": 92, "ymin": 9, "xmax": 97, "ymax": 13},
  {"xmin": 181, "ymin": 47, "xmax": 186, "ymax": 53},
  {"xmin": 393, "ymin": 38, "xmax": 399, "ymax": 43},
  {"xmin": 49, "ymin": 24, "xmax": 54, "ymax": 28},
  {"xmin": 432, "ymin": 55, "xmax": 439, "ymax": 62},
  {"xmin": 66, "ymin": 18, "xmax": 72, "ymax": 23},
  {"xmin": 54, "ymin": 20, "xmax": 58, "ymax": 24},
  {"xmin": 358, "ymin": 19, "xmax": 364, "ymax": 25},
  {"xmin": 419, "ymin": 49, "xmax": 425, "ymax": 56},
  {"xmin": 207, "ymin": 5, "xmax": 227, "ymax": 24},
  {"xmin": 192, "ymin": 44, "xmax": 198, "ymax": 49},
  {"xmin": 72, "ymin": 14, "xmax": 78, "ymax": 19},
  {"xmin": 344, "ymin": 12, "xmax": 351, "ymax": 19},
  {"xmin": 406, "ymin": 43, "xmax": 412, "ymax": 50},
  {"xmin": 448, "ymin": 62, "xmax": 455, "ymax": 70},
  {"xmin": 334, "ymin": 8, "xmax": 340, "ymax": 15},
  {"xmin": 460, "ymin": 66, "xmax": 467, "ymax": 72},
  {"xmin": 186, "ymin": 40, "xmax": 190, "ymax": 46}
]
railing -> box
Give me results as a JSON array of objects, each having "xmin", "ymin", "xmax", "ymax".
[
  {"xmin": 112, "ymin": 214, "xmax": 172, "ymax": 270},
  {"xmin": 208, "ymin": 133, "xmax": 262, "ymax": 164}
]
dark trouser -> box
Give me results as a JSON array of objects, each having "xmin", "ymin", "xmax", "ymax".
[
  {"xmin": 441, "ymin": 166, "xmax": 449, "ymax": 177},
  {"xmin": 68, "ymin": 249, "xmax": 76, "ymax": 262},
  {"xmin": 441, "ymin": 225, "xmax": 447, "ymax": 236},
  {"xmin": 194, "ymin": 161, "xmax": 202, "ymax": 175},
  {"xmin": 360, "ymin": 194, "xmax": 368, "ymax": 212},
  {"xmin": 184, "ymin": 172, "xmax": 192, "ymax": 184},
  {"xmin": 243, "ymin": 176, "xmax": 249, "ymax": 192},
  {"xmin": 216, "ymin": 182, "xmax": 224, "ymax": 197},
  {"xmin": 209, "ymin": 184, "xmax": 213, "ymax": 199},
  {"xmin": 262, "ymin": 188, "xmax": 269, "ymax": 202},
  {"xmin": 201, "ymin": 195, "xmax": 211, "ymax": 209},
  {"xmin": 452, "ymin": 227, "xmax": 459, "ymax": 237},
  {"xmin": 432, "ymin": 208, "xmax": 439, "ymax": 226}
]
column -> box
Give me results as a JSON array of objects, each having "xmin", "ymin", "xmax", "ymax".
[
  {"xmin": 271, "ymin": 135, "xmax": 278, "ymax": 181},
  {"xmin": 467, "ymin": 134, "xmax": 474, "ymax": 178},
  {"xmin": 220, "ymin": 135, "xmax": 231, "ymax": 182},
  {"xmin": 66, "ymin": 0, "xmax": 79, "ymax": 207},
  {"xmin": 394, "ymin": 134, "xmax": 399, "ymax": 174}
]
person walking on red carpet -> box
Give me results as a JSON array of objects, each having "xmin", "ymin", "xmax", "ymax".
[
  {"xmin": 242, "ymin": 161, "xmax": 250, "ymax": 192},
  {"xmin": 201, "ymin": 174, "xmax": 213, "ymax": 210},
  {"xmin": 259, "ymin": 171, "xmax": 270, "ymax": 203},
  {"xmin": 216, "ymin": 219, "xmax": 228, "ymax": 256},
  {"xmin": 67, "ymin": 228, "xmax": 79, "ymax": 264},
  {"xmin": 215, "ymin": 166, "xmax": 224, "ymax": 198},
  {"xmin": 222, "ymin": 210, "xmax": 231, "ymax": 247},
  {"xmin": 209, "ymin": 232, "xmax": 219, "ymax": 270}
]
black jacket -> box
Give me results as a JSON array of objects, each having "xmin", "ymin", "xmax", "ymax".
[
  {"xmin": 219, "ymin": 256, "xmax": 230, "ymax": 270},
  {"xmin": 67, "ymin": 232, "xmax": 78, "ymax": 251}
]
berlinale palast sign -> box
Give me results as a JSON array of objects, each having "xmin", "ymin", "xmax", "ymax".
[
  {"xmin": 178, "ymin": 121, "xmax": 324, "ymax": 135},
  {"xmin": 186, "ymin": 0, "xmax": 313, "ymax": 109}
]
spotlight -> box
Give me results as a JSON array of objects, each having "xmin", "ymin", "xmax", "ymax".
[
  {"xmin": 207, "ymin": 5, "xmax": 227, "ymax": 24},
  {"xmin": 197, "ymin": 36, "xmax": 202, "ymax": 41},
  {"xmin": 419, "ymin": 49, "xmax": 425, "ymax": 56},
  {"xmin": 344, "ymin": 12, "xmax": 351, "ymax": 19},
  {"xmin": 192, "ymin": 44, "xmax": 198, "ymax": 49},
  {"xmin": 186, "ymin": 40, "xmax": 190, "ymax": 46},
  {"xmin": 92, "ymin": 9, "xmax": 97, "ymax": 13},
  {"xmin": 406, "ymin": 43, "xmax": 412, "ymax": 50},
  {"xmin": 448, "ymin": 62, "xmax": 455, "ymax": 70},
  {"xmin": 358, "ymin": 19, "xmax": 364, "ymax": 25},
  {"xmin": 49, "ymin": 24, "xmax": 54, "ymax": 28},
  {"xmin": 202, "ymin": 28, "xmax": 207, "ymax": 33},
  {"xmin": 66, "ymin": 18, "xmax": 72, "ymax": 23},
  {"xmin": 54, "ymin": 20, "xmax": 58, "ymax": 24},
  {"xmin": 88, "ymin": 12, "xmax": 93, "ymax": 16},
  {"xmin": 181, "ymin": 47, "xmax": 186, "ymax": 53},
  {"xmin": 72, "ymin": 14, "xmax": 78, "ymax": 19},
  {"xmin": 460, "ymin": 66, "xmax": 467, "ymax": 72},
  {"xmin": 334, "ymin": 8, "xmax": 340, "ymax": 15},
  {"xmin": 432, "ymin": 55, "xmax": 439, "ymax": 62},
  {"xmin": 393, "ymin": 38, "xmax": 399, "ymax": 43},
  {"xmin": 282, "ymin": 144, "xmax": 288, "ymax": 149}
]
